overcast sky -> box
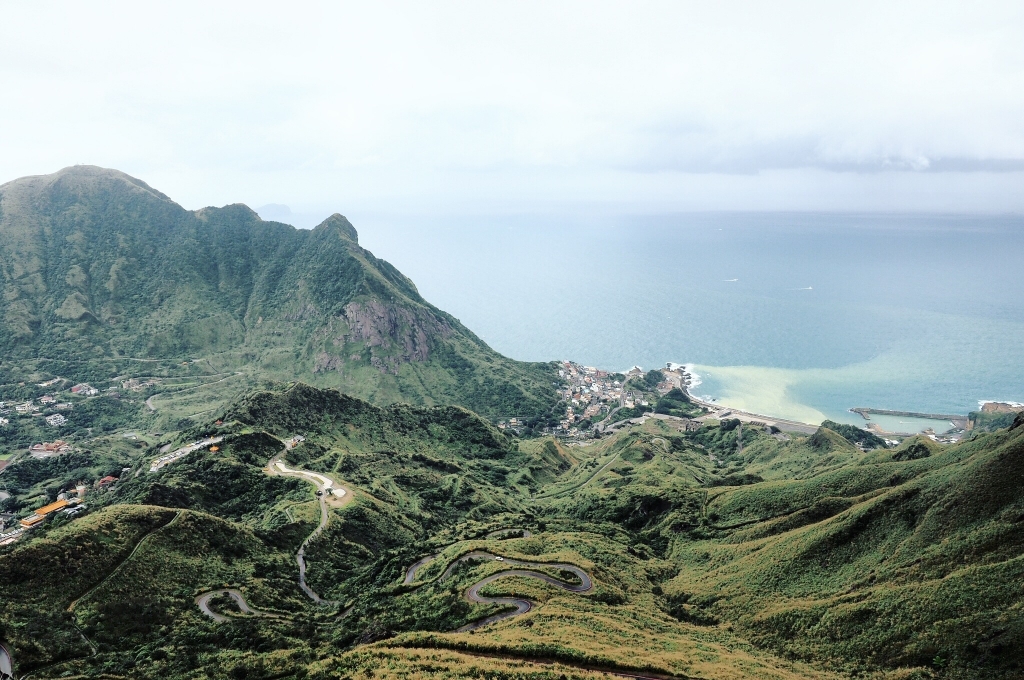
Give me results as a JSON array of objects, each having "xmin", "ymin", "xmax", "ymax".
[{"xmin": 2, "ymin": 1, "xmax": 1024, "ymax": 216}]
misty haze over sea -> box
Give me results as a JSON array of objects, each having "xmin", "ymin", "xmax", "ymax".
[{"xmin": 347, "ymin": 211, "xmax": 1024, "ymax": 425}]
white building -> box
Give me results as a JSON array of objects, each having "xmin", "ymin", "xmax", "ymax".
[
  {"xmin": 45, "ymin": 414, "xmax": 67, "ymax": 427},
  {"xmin": 70, "ymin": 383, "xmax": 99, "ymax": 396}
]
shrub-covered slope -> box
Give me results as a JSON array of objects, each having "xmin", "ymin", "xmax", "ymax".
[
  {"xmin": 4, "ymin": 391, "xmax": 1024, "ymax": 679},
  {"xmin": 0, "ymin": 166, "xmax": 557, "ymax": 417},
  {"xmin": 675, "ymin": 416, "xmax": 1024, "ymax": 677}
]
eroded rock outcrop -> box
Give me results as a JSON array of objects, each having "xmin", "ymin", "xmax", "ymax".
[{"xmin": 313, "ymin": 299, "xmax": 453, "ymax": 374}]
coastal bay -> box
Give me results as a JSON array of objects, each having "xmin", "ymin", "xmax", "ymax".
[{"xmin": 358, "ymin": 211, "xmax": 1024, "ymax": 425}]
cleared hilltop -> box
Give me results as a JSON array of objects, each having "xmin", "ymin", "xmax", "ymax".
[{"xmin": 0, "ymin": 166, "xmax": 558, "ymax": 419}]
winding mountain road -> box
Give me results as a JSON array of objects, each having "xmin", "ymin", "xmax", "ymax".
[
  {"xmin": 485, "ymin": 528, "xmax": 533, "ymax": 539},
  {"xmin": 145, "ymin": 372, "xmax": 245, "ymax": 412},
  {"xmin": 0, "ymin": 639, "xmax": 13, "ymax": 680},
  {"xmin": 404, "ymin": 553, "xmax": 440, "ymax": 585},
  {"xmin": 195, "ymin": 444, "xmax": 351, "ymax": 620},
  {"xmin": 266, "ymin": 448, "xmax": 351, "ymax": 606},
  {"xmin": 403, "ymin": 529, "xmax": 534, "ymax": 585},
  {"xmin": 195, "ymin": 589, "xmax": 283, "ymax": 623},
  {"xmin": 535, "ymin": 452, "xmax": 620, "ymax": 500},
  {"xmin": 404, "ymin": 550, "xmax": 593, "ymax": 632}
]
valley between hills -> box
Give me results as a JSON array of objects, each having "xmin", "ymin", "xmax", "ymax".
[{"xmin": 2, "ymin": 168, "xmax": 1024, "ymax": 680}]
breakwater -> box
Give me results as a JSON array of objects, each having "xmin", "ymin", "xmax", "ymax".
[{"xmin": 851, "ymin": 408, "xmax": 967, "ymax": 428}]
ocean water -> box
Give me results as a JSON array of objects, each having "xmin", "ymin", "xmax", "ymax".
[{"xmin": 355, "ymin": 212, "xmax": 1024, "ymax": 426}]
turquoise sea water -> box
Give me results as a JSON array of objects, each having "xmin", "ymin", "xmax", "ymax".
[{"xmin": 356, "ymin": 212, "xmax": 1024, "ymax": 425}]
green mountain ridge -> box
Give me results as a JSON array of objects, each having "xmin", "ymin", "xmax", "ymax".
[
  {"xmin": 0, "ymin": 166, "xmax": 557, "ymax": 418},
  {"xmin": 2, "ymin": 165, "xmax": 1023, "ymax": 680},
  {"xmin": 2, "ymin": 385, "xmax": 1023, "ymax": 679}
]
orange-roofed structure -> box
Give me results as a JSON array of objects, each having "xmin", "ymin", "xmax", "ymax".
[
  {"xmin": 19, "ymin": 498, "xmax": 71, "ymax": 528},
  {"xmin": 34, "ymin": 498, "xmax": 70, "ymax": 515}
]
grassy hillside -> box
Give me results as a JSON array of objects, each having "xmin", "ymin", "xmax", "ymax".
[
  {"xmin": 2, "ymin": 388, "xmax": 1024, "ymax": 679},
  {"xmin": 0, "ymin": 166, "xmax": 558, "ymax": 421}
]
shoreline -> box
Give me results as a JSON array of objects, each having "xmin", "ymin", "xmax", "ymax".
[
  {"xmin": 668, "ymin": 364, "xmax": 820, "ymax": 434},
  {"xmin": 668, "ymin": 364, "xmax": 972, "ymax": 438},
  {"xmin": 685, "ymin": 391, "xmax": 820, "ymax": 435}
]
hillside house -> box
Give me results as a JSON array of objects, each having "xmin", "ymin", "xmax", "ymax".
[
  {"xmin": 96, "ymin": 475, "xmax": 118, "ymax": 489},
  {"xmin": 70, "ymin": 383, "xmax": 99, "ymax": 396},
  {"xmin": 30, "ymin": 440, "xmax": 70, "ymax": 454},
  {"xmin": 15, "ymin": 402, "xmax": 33, "ymax": 414},
  {"xmin": 45, "ymin": 414, "xmax": 68, "ymax": 427}
]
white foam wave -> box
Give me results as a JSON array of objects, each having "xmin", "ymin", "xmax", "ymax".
[
  {"xmin": 978, "ymin": 400, "xmax": 1024, "ymax": 409},
  {"xmin": 682, "ymin": 363, "xmax": 702, "ymax": 391}
]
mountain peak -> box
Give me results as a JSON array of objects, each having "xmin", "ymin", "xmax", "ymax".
[
  {"xmin": 1, "ymin": 165, "xmax": 174, "ymax": 207},
  {"xmin": 314, "ymin": 213, "xmax": 358, "ymax": 242},
  {"xmin": 54, "ymin": 165, "xmax": 172, "ymax": 201}
]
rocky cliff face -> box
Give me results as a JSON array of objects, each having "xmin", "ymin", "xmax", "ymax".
[{"xmin": 311, "ymin": 300, "xmax": 450, "ymax": 375}]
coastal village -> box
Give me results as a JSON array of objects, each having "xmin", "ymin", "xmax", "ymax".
[
  {"xmin": 0, "ymin": 379, "xmax": 109, "ymax": 432},
  {"xmin": 497, "ymin": 361, "xmax": 698, "ymax": 437},
  {"xmin": 0, "ymin": 376, "xmax": 160, "ymax": 428},
  {"xmin": 0, "ymin": 375, "xmax": 155, "ymax": 547}
]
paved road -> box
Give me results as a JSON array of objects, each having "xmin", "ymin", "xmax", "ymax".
[
  {"xmin": 195, "ymin": 589, "xmax": 283, "ymax": 623},
  {"xmin": 149, "ymin": 437, "xmax": 224, "ymax": 472},
  {"xmin": 145, "ymin": 372, "xmax": 243, "ymax": 412},
  {"xmin": 403, "ymin": 529, "xmax": 535, "ymax": 585},
  {"xmin": 272, "ymin": 460, "xmax": 347, "ymax": 499},
  {"xmin": 687, "ymin": 392, "xmax": 819, "ymax": 435},
  {"xmin": 449, "ymin": 553, "xmax": 592, "ymax": 632},
  {"xmin": 595, "ymin": 405, "xmax": 625, "ymax": 431},
  {"xmin": 535, "ymin": 453, "xmax": 620, "ymax": 500},
  {"xmin": 404, "ymin": 550, "xmax": 592, "ymax": 632},
  {"xmin": 0, "ymin": 639, "xmax": 13, "ymax": 680},
  {"xmin": 195, "ymin": 444, "xmax": 353, "ymax": 619},
  {"xmin": 404, "ymin": 553, "xmax": 440, "ymax": 585},
  {"xmin": 266, "ymin": 449, "xmax": 350, "ymax": 606},
  {"xmin": 485, "ymin": 528, "xmax": 532, "ymax": 539}
]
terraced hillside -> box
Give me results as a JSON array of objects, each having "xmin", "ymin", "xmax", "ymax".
[
  {"xmin": 1, "ymin": 386, "xmax": 1022, "ymax": 679},
  {"xmin": 0, "ymin": 166, "xmax": 558, "ymax": 420}
]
